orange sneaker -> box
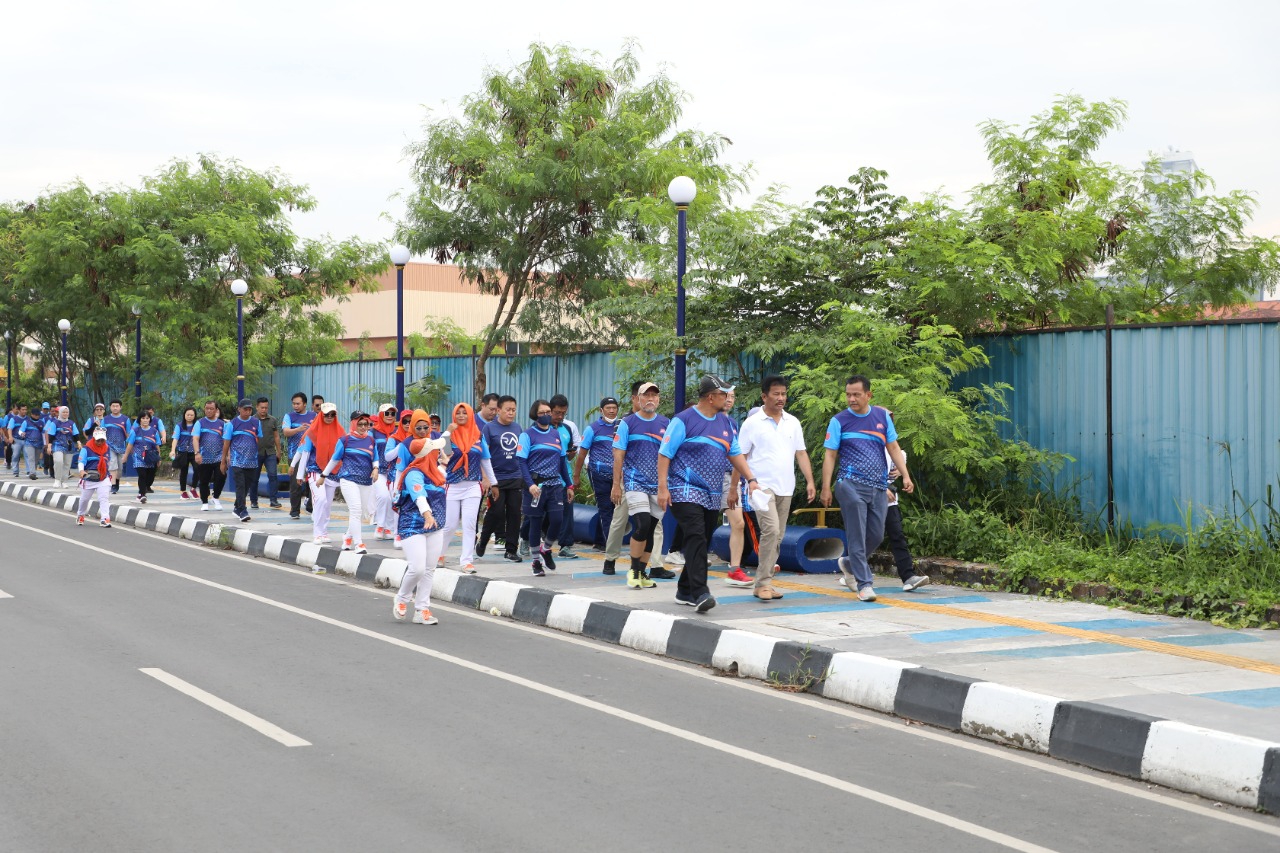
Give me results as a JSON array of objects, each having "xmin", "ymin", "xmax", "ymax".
[
  {"xmin": 413, "ymin": 609, "xmax": 438, "ymax": 625},
  {"xmin": 393, "ymin": 600, "xmax": 408, "ymax": 622}
]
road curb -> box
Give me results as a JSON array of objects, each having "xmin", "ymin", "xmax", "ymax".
[{"xmin": 5, "ymin": 479, "xmax": 1277, "ymax": 813}]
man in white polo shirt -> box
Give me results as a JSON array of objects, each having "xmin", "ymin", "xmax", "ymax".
[{"xmin": 736, "ymin": 374, "xmax": 816, "ymax": 601}]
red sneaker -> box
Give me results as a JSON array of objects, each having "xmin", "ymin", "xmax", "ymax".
[{"xmin": 724, "ymin": 567, "xmax": 754, "ymax": 587}]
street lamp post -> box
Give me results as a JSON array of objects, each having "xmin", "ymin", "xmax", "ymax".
[
  {"xmin": 667, "ymin": 176, "xmax": 697, "ymax": 412},
  {"xmin": 132, "ymin": 305, "xmax": 143, "ymax": 412},
  {"xmin": 231, "ymin": 279, "xmax": 248, "ymax": 402},
  {"xmin": 389, "ymin": 245, "xmax": 411, "ymax": 412},
  {"xmin": 3, "ymin": 331, "xmax": 11, "ymax": 413},
  {"xmin": 57, "ymin": 319, "xmax": 71, "ymax": 409}
]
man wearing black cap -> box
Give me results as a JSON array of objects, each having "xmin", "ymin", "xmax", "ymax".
[
  {"xmin": 658, "ymin": 375, "xmax": 761, "ymax": 612},
  {"xmin": 223, "ymin": 398, "xmax": 264, "ymax": 522},
  {"xmin": 573, "ymin": 395, "xmax": 621, "ymax": 560}
]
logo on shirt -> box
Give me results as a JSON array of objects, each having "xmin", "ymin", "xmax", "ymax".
[
  {"xmin": 500, "ymin": 433, "xmax": 519, "ymax": 453},
  {"xmin": 877, "ymin": 423, "xmax": 884, "ymax": 429}
]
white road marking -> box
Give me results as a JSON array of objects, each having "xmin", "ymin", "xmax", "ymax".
[
  {"xmin": 0, "ymin": 588, "xmax": 12, "ymax": 599},
  {"xmin": 6, "ymin": 503, "xmax": 1280, "ymax": 840},
  {"xmin": 139, "ymin": 667, "xmax": 311, "ymax": 748}
]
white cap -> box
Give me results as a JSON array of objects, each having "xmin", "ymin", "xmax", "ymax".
[{"xmin": 320, "ymin": 402, "xmax": 338, "ymax": 415}]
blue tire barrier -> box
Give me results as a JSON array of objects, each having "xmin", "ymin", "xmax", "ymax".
[
  {"xmin": 570, "ymin": 502, "xmax": 678, "ymax": 554},
  {"xmin": 711, "ymin": 524, "xmax": 846, "ymax": 574},
  {"xmin": 257, "ymin": 472, "xmax": 290, "ymax": 496}
]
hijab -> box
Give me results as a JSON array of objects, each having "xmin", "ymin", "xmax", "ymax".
[
  {"xmin": 394, "ymin": 410, "xmax": 446, "ymax": 492},
  {"xmin": 448, "ymin": 403, "xmax": 481, "ymax": 475},
  {"xmin": 304, "ymin": 410, "xmax": 347, "ymax": 470}
]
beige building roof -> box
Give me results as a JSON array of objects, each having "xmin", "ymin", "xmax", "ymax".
[{"xmin": 320, "ymin": 262, "xmax": 509, "ymax": 351}]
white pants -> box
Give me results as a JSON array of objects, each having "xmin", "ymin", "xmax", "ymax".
[
  {"xmin": 339, "ymin": 478, "xmax": 374, "ymax": 545},
  {"xmin": 374, "ymin": 478, "xmax": 393, "ymax": 530},
  {"xmin": 53, "ymin": 450, "xmax": 74, "ymax": 483},
  {"xmin": 397, "ymin": 530, "xmax": 445, "ymax": 612},
  {"xmin": 442, "ymin": 481, "xmax": 481, "ymax": 566},
  {"xmin": 78, "ymin": 477, "xmax": 111, "ymax": 521},
  {"xmin": 308, "ymin": 476, "xmax": 339, "ymax": 539}
]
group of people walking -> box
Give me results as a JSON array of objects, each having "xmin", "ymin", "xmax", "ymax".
[{"xmin": 1, "ymin": 370, "xmax": 926, "ymax": 624}]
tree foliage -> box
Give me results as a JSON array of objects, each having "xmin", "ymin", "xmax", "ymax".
[
  {"xmin": 0, "ymin": 156, "xmax": 383, "ymax": 414},
  {"xmin": 399, "ymin": 41, "xmax": 746, "ymax": 402}
]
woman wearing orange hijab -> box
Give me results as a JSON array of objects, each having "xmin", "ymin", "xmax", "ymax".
[
  {"xmin": 436, "ymin": 403, "xmax": 496, "ymax": 573},
  {"xmin": 393, "ymin": 430, "xmax": 449, "ymax": 625},
  {"xmin": 293, "ymin": 402, "xmax": 347, "ymax": 547}
]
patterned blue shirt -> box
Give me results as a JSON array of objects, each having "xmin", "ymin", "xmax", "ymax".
[
  {"xmin": 225, "ymin": 416, "xmax": 263, "ymax": 469},
  {"xmin": 102, "ymin": 414, "xmax": 131, "ymax": 453},
  {"xmin": 281, "ymin": 410, "xmax": 316, "ymax": 459},
  {"xmin": 614, "ymin": 413, "xmax": 669, "ymax": 495},
  {"xmin": 823, "ymin": 406, "xmax": 898, "ymax": 489},
  {"xmin": 330, "ymin": 434, "xmax": 377, "ymax": 485},
  {"xmin": 127, "ymin": 425, "xmax": 161, "ymax": 468},
  {"xmin": 659, "ymin": 408, "xmax": 741, "ymax": 510},
  {"xmin": 192, "ymin": 417, "xmax": 226, "ymax": 461},
  {"xmin": 397, "ymin": 469, "xmax": 447, "ymax": 539},
  {"xmin": 581, "ymin": 417, "xmax": 619, "ymax": 476},
  {"xmin": 44, "ymin": 418, "xmax": 79, "ymax": 453},
  {"xmin": 516, "ymin": 425, "xmax": 567, "ymax": 486},
  {"xmin": 174, "ymin": 421, "xmax": 196, "ymax": 453},
  {"xmin": 446, "ymin": 434, "xmax": 491, "ymax": 484}
]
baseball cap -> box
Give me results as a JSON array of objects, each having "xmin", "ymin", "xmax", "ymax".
[
  {"xmin": 350, "ymin": 410, "xmax": 369, "ymax": 422},
  {"xmin": 237, "ymin": 398, "xmax": 253, "ymax": 410},
  {"xmin": 41, "ymin": 402, "xmax": 50, "ymax": 409},
  {"xmin": 92, "ymin": 427, "xmax": 107, "ymax": 439},
  {"xmin": 93, "ymin": 402, "xmax": 105, "ymax": 410},
  {"xmin": 378, "ymin": 403, "xmax": 396, "ymax": 414},
  {"xmin": 600, "ymin": 396, "xmax": 619, "ymax": 409},
  {"xmin": 697, "ymin": 375, "xmax": 734, "ymax": 397},
  {"xmin": 320, "ymin": 402, "xmax": 338, "ymax": 415},
  {"xmin": 636, "ymin": 382, "xmax": 659, "ymax": 395}
]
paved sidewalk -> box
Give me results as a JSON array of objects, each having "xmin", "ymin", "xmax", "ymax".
[{"xmin": 10, "ymin": 473, "xmax": 1280, "ymax": 811}]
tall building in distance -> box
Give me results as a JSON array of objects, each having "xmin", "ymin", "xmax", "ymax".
[{"xmin": 1157, "ymin": 146, "xmax": 1198, "ymax": 180}]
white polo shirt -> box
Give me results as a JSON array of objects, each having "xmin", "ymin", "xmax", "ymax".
[{"xmin": 737, "ymin": 408, "xmax": 806, "ymax": 497}]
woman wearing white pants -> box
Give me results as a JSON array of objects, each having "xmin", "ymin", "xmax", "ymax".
[
  {"xmin": 322, "ymin": 412, "xmax": 378, "ymax": 554},
  {"xmin": 393, "ymin": 434, "xmax": 449, "ymax": 625},
  {"xmin": 438, "ymin": 403, "xmax": 495, "ymax": 573},
  {"xmin": 293, "ymin": 403, "xmax": 346, "ymax": 546},
  {"xmin": 76, "ymin": 427, "xmax": 113, "ymax": 528},
  {"xmin": 46, "ymin": 406, "xmax": 81, "ymax": 487}
]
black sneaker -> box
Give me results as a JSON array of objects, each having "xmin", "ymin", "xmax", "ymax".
[
  {"xmin": 250, "ymin": 502, "xmax": 260, "ymax": 510},
  {"xmin": 305, "ymin": 501, "xmax": 313, "ymax": 513},
  {"xmin": 648, "ymin": 566, "xmax": 677, "ymax": 580},
  {"xmin": 539, "ymin": 546, "xmax": 557, "ymax": 572},
  {"xmin": 674, "ymin": 592, "xmax": 699, "ymax": 607},
  {"xmin": 503, "ymin": 551, "xmax": 522, "ymax": 563},
  {"xmin": 239, "ymin": 515, "xmax": 252, "ymax": 523},
  {"xmin": 474, "ymin": 538, "xmax": 487, "ymax": 557},
  {"xmin": 532, "ymin": 559, "xmax": 545, "ymax": 577},
  {"xmin": 270, "ymin": 501, "xmax": 282, "ymax": 508},
  {"xmin": 695, "ymin": 593, "xmax": 717, "ymax": 613},
  {"xmin": 110, "ymin": 483, "xmax": 118, "ymax": 492},
  {"xmin": 289, "ymin": 512, "xmax": 300, "ymax": 519},
  {"xmin": 602, "ymin": 559, "xmax": 616, "ymax": 576}
]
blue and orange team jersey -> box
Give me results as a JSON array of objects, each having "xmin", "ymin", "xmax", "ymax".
[
  {"xmin": 516, "ymin": 426, "xmax": 565, "ymax": 483},
  {"xmin": 581, "ymin": 418, "xmax": 618, "ymax": 476},
  {"xmin": 126, "ymin": 425, "xmax": 160, "ymax": 467},
  {"xmin": 333, "ymin": 434, "xmax": 377, "ymax": 485},
  {"xmin": 79, "ymin": 445, "xmax": 108, "ymax": 474},
  {"xmin": 446, "ymin": 436, "xmax": 490, "ymax": 484},
  {"xmin": 174, "ymin": 422, "xmax": 196, "ymax": 453},
  {"xmin": 224, "ymin": 417, "xmax": 263, "ymax": 469},
  {"xmin": 281, "ymin": 410, "xmax": 316, "ymax": 459},
  {"xmin": 823, "ymin": 406, "xmax": 897, "ymax": 489},
  {"xmin": 614, "ymin": 413, "xmax": 669, "ymax": 495},
  {"xmin": 659, "ymin": 409, "xmax": 741, "ymax": 510},
  {"xmin": 192, "ymin": 417, "xmax": 226, "ymax": 459},
  {"xmin": 397, "ymin": 468, "xmax": 447, "ymax": 539},
  {"xmin": 102, "ymin": 414, "xmax": 131, "ymax": 452}
]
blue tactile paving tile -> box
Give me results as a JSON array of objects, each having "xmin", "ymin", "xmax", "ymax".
[
  {"xmin": 1195, "ymin": 687, "xmax": 1280, "ymax": 708},
  {"xmin": 912, "ymin": 626, "xmax": 1042, "ymax": 644}
]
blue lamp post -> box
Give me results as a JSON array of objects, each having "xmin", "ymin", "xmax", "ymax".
[
  {"xmin": 389, "ymin": 245, "xmax": 411, "ymax": 412},
  {"xmin": 667, "ymin": 176, "xmax": 697, "ymax": 412},
  {"xmin": 3, "ymin": 331, "xmax": 11, "ymax": 413},
  {"xmin": 231, "ymin": 279, "xmax": 248, "ymax": 401},
  {"xmin": 132, "ymin": 304, "xmax": 143, "ymax": 412},
  {"xmin": 57, "ymin": 318, "xmax": 71, "ymax": 408}
]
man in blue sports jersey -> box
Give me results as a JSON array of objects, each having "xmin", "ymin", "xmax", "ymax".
[
  {"xmin": 611, "ymin": 384, "xmax": 670, "ymax": 586},
  {"xmin": 102, "ymin": 400, "xmax": 131, "ymax": 495},
  {"xmin": 658, "ymin": 375, "xmax": 760, "ymax": 613},
  {"xmin": 573, "ymin": 396, "xmax": 620, "ymax": 556},
  {"xmin": 282, "ymin": 392, "xmax": 316, "ymax": 518},
  {"xmin": 820, "ymin": 374, "xmax": 913, "ymax": 602},
  {"xmin": 223, "ymin": 398, "xmax": 264, "ymax": 522}
]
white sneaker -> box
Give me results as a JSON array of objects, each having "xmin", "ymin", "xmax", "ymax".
[
  {"xmin": 857, "ymin": 586, "xmax": 877, "ymax": 602},
  {"xmin": 201, "ymin": 503, "xmax": 210, "ymax": 512},
  {"xmin": 903, "ymin": 575, "xmax": 931, "ymax": 592},
  {"xmin": 460, "ymin": 561, "xmax": 475, "ymax": 574},
  {"xmin": 412, "ymin": 609, "xmax": 438, "ymax": 625},
  {"xmin": 211, "ymin": 498, "xmax": 223, "ymax": 511},
  {"xmin": 666, "ymin": 550, "xmax": 686, "ymax": 566}
]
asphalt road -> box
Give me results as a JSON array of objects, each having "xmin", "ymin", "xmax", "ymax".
[{"xmin": 1, "ymin": 498, "xmax": 1277, "ymax": 853}]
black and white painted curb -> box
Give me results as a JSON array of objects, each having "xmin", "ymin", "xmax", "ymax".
[{"xmin": 5, "ymin": 479, "xmax": 1278, "ymax": 814}]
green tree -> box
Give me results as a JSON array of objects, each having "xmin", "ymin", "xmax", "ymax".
[
  {"xmin": 0, "ymin": 156, "xmax": 383, "ymax": 410},
  {"xmin": 400, "ymin": 41, "xmax": 745, "ymax": 402}
]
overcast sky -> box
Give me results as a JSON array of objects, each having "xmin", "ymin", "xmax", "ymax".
[{"xmin": 4, "ymin": 1, "xmax": 1278, "ymax": 251}]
